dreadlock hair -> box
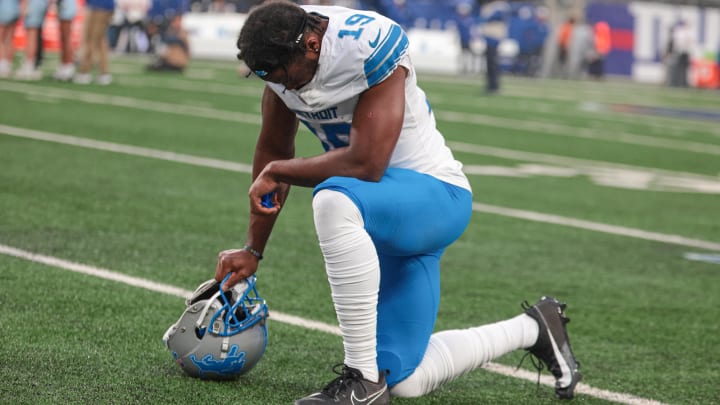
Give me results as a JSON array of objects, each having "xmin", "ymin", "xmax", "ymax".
[{"xmin": 237, "ymin": 0, "xmax": 327, "ymax": 78}]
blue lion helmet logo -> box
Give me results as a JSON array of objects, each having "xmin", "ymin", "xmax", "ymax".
[{"xmin": 189, "ymin": 344, "xmax": 246, "ymax": 377}]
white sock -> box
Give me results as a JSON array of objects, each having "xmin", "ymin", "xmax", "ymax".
[
  {"xmin": 391, "ymin": 314, "xmax": 539, "ymax": 397},
  {"xmin": 313, "ymin": 190, "xmax": 380, "ymax": 383}
]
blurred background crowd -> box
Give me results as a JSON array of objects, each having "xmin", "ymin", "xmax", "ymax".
[{"xmin": 0, "ymin": 0, "xmax": 719, "ymax": 90}]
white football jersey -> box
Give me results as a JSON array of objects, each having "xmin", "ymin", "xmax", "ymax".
[{"xmin": 267, "ymin": 5, "xmax": 471, "ymax": 192}]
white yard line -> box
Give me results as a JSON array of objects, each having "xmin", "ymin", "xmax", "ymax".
[
  {"xmin": 448, "ymin": 141, "xmax": 719, "ymax": 182},
  {"xmin": 2, "ymin": 123, "xmax": 718, "ymax": 252},
  {"xmin": 0, "ymin": 124, "xmax": 253, "ymax": 173},
  {"xmin": 0, "ymin": 81, "xmax": 261, "ymax": 125},
  {"xmin": 2, "ymin": 81, "xmax": 720, "ymax": 156},
  {"xmin": 473, "ymin": 203, "xmax": 720, "ymax": 251},
  {"xmin": 437, "ymin": 110, "xmax": 720, "ymax": 156},
  {"xmin": 0, "ymin": 243, "xmax": 668, "ymax": 405},
  {"xmin": 117, "ymin": 76, "xmax": 264, "ymax": 97}
]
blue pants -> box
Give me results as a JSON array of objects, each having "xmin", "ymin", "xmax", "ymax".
[{"xmin": 314, "ymin": 168, "xmax": 472, "ymax": 386}]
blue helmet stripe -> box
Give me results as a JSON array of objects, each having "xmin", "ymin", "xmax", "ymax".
[{"xmin": 364, "ymin": 24, "xmax": 408, "ymax": 87}]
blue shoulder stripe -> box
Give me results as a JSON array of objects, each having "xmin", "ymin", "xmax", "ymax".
[{"xmin": 364, "ymin": 24, "xmax": 409, "ymax": 87}]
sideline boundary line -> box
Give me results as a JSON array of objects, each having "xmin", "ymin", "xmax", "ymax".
[
  {"xmin": 2, "ymin": 124, "xmax": 719, "ymax": 252},
  {"xmin": 0, "ymin": 243, "xmax": 667, "ymax": 405}
]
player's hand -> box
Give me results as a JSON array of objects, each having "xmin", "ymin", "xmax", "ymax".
[
  {"xmin": 249, "ymin": 169, "xmax": 283, "ymax": 215},
  {"xmin": 215, "ymin": 249, "xmax": 259, "ymax": 291}
]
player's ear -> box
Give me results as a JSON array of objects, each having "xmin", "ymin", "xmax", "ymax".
[{"xmin": 305, "ymin": 36, "xmax": 321, "ymax": 57}]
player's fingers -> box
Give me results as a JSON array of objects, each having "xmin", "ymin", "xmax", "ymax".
[
  {"xmin": 272, "ymin": 193, "xmax": 282, "ymax": 208},
  {"xmin": 223, "ymin": 270, "xmax": 247, "ymax": 291},
  {"xmin": 214, "ymin": 250, "xmax": 232, "ymax": 282},
  {"xmin": 250, "ymin": 198, "xmax": 280, "ymax": 216},
  {"xmin": 214, "ymin": 258, "xmax": 225, "ymax": 282}
]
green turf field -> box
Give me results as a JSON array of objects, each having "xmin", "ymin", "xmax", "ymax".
[{"xmin": 1, "ymin": 55, "xmax": 719, "ymax": 404}]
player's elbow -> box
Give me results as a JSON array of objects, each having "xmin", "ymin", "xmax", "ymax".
[
  {"xmin": 354, "ymin": 161, "xmax": 387, "ymax": 182},
  {"xmin": 344, "ymin": 144, "xmax": 391, "ymax": 182},
  {"xmin": 361, "ymin": 171, "xmax": 384, "ymax": 183}
]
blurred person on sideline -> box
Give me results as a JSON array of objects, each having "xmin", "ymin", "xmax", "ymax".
[
  {"xmin": 32, "ymin": 0, "xmax": 76, "ymax": 77},
  {"xmin": 664, "ymin": 25, "xmax": 677, "ymax": 86},
  {"xmin": 587, "ymin": 20, "xmax": 610, "ymax": 79},
  {"xmin": 53, "ymin": 0, "xmax": 79, "ymax": 81},
  {"xmin": 455, "ymin": 0, "xmax": 478, "ymax": 74},
  {"xmin": 513, "ymin": 5, "xmax": 548, "ymax": 77},
  {"xmin": 145, "ymin": 0, "xmax": 188, "ymax": 53},
  {"xmin": 566, "ymin": 18, "xmax": 593, "ymax": 79},
  {"xmin": 34, "ymin": 15, "xmax": 43, "ymax": 67},
  {"xmin": 0, "ymin": 0, "xmax": 21, "ymax": 77},
  {"xmin": 556, "ymin": 16, "xmax": 574, "ymax": 77},
  {"xmin": 480, "ymin": 1, "xmax": 508, "ymax": 94},
  {"xmin": 669, "ymin": 20, "xmax": 692, "ymax": 87},
  {"xmin": 74, "ymin": 0, "xmax": 115, "ymax": 85},
  {"xmin": 146, "ymin": 14, "xmax": 189, "ymax": 72},
  {"xmin": 14, "ymin": 0, "xmax": 48, "ymax": 79},
  {"xmin": 113, "ymin": 0, "xmax": 150, "ymax": 53},
  {"xmin": 216, "ymin": 1, "xmax": 582, "ymax": 403}
]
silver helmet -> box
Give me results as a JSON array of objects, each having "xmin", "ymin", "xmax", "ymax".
[{"xmin": 163, "ymin": 275, "xmax": 269, "ymax": 380}]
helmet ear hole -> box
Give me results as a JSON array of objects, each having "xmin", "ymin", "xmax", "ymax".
[
  {"xmin": 195, "ymin": 326, "xmax": 206, "ymax": 339},
  {"xmin": 234, "ymin": 306, "xmax": 249, "ymax": 322},
  {"xmin": 187, "ymin": 279, "xmax": 221, "ymax": 305}
]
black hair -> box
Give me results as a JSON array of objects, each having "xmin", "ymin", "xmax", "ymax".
[{"xmin": 237, "ymin": 0, "xmax": 327, "ymax": 77}]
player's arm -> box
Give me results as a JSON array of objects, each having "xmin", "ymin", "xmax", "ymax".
[
  {"xmin": 247, "ymin": 86, "xmax": 298, "ymax": 248},
  {"xmin": 249, "ymin": 67, "xmax": 407, "ymax": 214},
  {"xmin": 216, "ymin": 86, "xmax": 298, "ymax": 288}
]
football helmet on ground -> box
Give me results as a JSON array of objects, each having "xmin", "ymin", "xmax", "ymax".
[{"xmin": 163, "ymin": 274, "xmax": 269, "ymax": 380}]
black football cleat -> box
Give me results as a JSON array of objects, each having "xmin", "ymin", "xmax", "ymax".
[
  {"xmin": 523, "ymin": 296, "xmax": 582, "ymax": 399},
  {"xmin": 295, "ymin": 364, "xmax": 389, "ymax": 404}
]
